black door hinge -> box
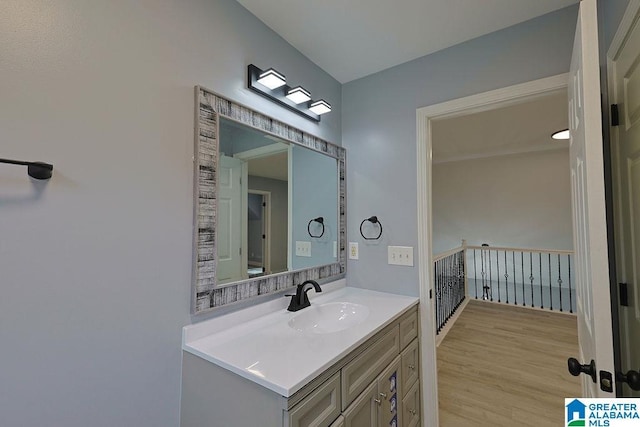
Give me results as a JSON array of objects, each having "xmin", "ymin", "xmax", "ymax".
[
  {"xmin": 611, "ymin": 104, "xmax": 620, "ymax": 126},
  {"xmin": 620, "ymin": 283, "xmax": 629, "ymax": 306}
]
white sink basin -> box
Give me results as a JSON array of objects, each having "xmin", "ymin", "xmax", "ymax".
[{"xmin": 288, "ymin": 302, "xmax": 370, "ymax": 334}]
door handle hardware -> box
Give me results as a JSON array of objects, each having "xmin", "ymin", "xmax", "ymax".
[
  {"xmin": 616, "ymin": 369, "xmax": 640, "ymax": 391},
  {"xmin": 374, "ymin": 398, "xmax": 381, "ymax": 406},
  {"xmin": 568, "ymin": 357, "xmax": 597, "ymax": 383},
  {"xmin": 379, "ymin": 392, "xmax": 387, "ymax": 398}
]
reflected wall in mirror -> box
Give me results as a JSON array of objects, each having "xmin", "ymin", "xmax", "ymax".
[
  {"xmin": 290, "ymin": 144, "xmax": 338, "ymax": 270},
  {"xmin": 193, "ymin": 86, "xmax": 346, "ymax": 314}
]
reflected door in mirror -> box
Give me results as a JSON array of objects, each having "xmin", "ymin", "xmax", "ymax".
[{"xmin": 217, "ymin": 155, "xmax": 246, "ymax": 284}]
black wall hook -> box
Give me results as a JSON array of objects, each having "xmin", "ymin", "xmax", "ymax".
[
  {"xmin": 307, "ymin": 217, "xmax": 325, "ymax": 238},
  {"xmin": 360, "ymin": 216, "xmax": 383, "ymax": 240},
  {"xmin": 0, "ymin": 158, "xmax": 53, "ymax": 180}
]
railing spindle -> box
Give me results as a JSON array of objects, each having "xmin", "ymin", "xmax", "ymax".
[
  {"xmin": 480, "ymin": 248, "xmax": 489, "ymax": 300},
  {"xmin": 568, "ymin": 254, "xmax": 573, "ymax": 313},
  {"xmin": 488, "ymin": 249, "xmax": 493, "ymax": 302},
  {"xmin": 473, "ymin": 249, "xmax": 478, "ymax": 299},
  {"xmin": 504, "ymin": 250, "xmax": 509, "ymax": 304},
  {"xmin": 539, "ymin": 252, "xmax": 543, "ymax": 309},
  {"xmin": 512, "ymin": 251, "xmax": 517, "ymax": 305},
  {"xmin": 558, "ymin": 254, "xmax": 563, "ymax": 312},
  {"xmin": 548, "ymin": 253, "xmax": 553, "ymax": 311},
  {"xmin": 496, "ymin": 250, "xmax": 501, "ymax": 303},
  {"xmin": 521, "ymin": 252, "xmax": 525, "ymax": 306},
  {"xmin": 529, "ymin": 252, "xmax": 534, "ymax": 308}
]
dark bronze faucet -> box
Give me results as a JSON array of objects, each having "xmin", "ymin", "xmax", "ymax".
[{"xmin": 285, "ymin": 280, "xmax": 322, "ymax": 312}]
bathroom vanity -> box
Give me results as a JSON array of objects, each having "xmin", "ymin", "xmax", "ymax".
[{"xmin": 181, "ymin": 283, "xmax": 421, "ymax": 427}]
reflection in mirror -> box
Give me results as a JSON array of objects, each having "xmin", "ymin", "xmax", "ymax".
[
  {"xmin": 290, "ymin": 144, "xmax": 338, "ymax": 270},
  {"xmin": 217, "ymin": 118, "xmax": 338, "ymax": 285}
]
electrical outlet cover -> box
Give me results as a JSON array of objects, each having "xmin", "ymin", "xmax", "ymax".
[{"xmin": 349, "ymin": 242, "xmax": 359, "ymax": 260}]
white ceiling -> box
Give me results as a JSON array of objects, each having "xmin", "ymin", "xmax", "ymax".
[
  {"xmin": 432, "ymin": 90, "xmax": 569, "ymax": 163},
  {"xmin": 235, "ymin": 0, "xmax": 578, "ymax": 83},
  {"xmin": 248, "ymin": 152, "xmax": 288, "ymax": 181}
]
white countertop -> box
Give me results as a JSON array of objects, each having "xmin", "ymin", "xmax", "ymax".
[{"xmin": 182, "ymin": 283, "xmax": 419, "ymax": 397}]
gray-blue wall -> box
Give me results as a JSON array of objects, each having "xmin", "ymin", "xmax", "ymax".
[
  {"xmin": 341, "ymin": 6, "xmax": 579, "ymax": 296},
  {"xmin": 0, "ymin": 1, "xmax": 340, "ymax": 426}
]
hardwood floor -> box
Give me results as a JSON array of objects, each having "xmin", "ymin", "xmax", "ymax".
[{"xmin": 437, "ymin": 300, "xmax": 581, "ymax": 426}]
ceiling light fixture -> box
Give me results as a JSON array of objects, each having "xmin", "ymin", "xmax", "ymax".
[
  {"xmin": 247, "ymin": 64, "xmax": 331, "ymax": 122},
  {"xmin": 286, "ymin": 86, "xmax": 311, "ymax": 104},
  {"xmin": 309, "ymin": 100, "xmax": 332, "ymax": 115},
  {"xmin": 256, "ymin": 68, "xmax": 286, "ymax": 89},
  {"xmin": 551, "ymin": 129, "xmax": 570, "ymax": 140}
]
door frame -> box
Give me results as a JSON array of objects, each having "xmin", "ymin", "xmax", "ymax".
[
  {"xmin": 248, "ymin": 189, "xmax": 272, "ymax": 275},
  {"xmin": 416, "ymin": 73, "xmax": 569, "ymax": 425},
  {"xmin": 606, "ymin": 0, "xmax": 640, "ymax": 396}
]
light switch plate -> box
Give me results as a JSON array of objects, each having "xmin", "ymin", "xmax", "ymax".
[
  {"xmin": 388, "ymin": 246, "xmax": 414, "ymax": 266},
  {"xmin": 295, "ymin": 241, "xmax": 311, "ymax": 257}
]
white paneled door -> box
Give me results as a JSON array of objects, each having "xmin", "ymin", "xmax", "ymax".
[
  {"xmin": 568, "ymin": 0, "xmax": 616, "ymax": 397},
  {"xmin": 610, "ymin": 1, "xmax": 640, "ymax": 398},
  {"xmin": 217, "ymin": 155, "xmax": 245, "ymax": 283}
]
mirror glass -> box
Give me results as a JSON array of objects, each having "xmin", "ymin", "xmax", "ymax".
[{"xmin": 217, "ymin": 117, "xmax": 338, "ymax": 285}]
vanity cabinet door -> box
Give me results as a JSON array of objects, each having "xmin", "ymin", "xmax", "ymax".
[
  {"xmin": 401, "ymin": 380, "xmax": 420, "ymax": 427},
  {"xmin": 376, "ymin": 356, "xmax": 401, "ymax": 427},
  {"xmin": 400, "ymin": 339, "xmax": 419, "ymax": 395},
  {"xmin": 289, "ymin": 372, "xmax": 341, "ymax": 427},
  {"xmin": 343, "ymin": 381, "xmax": 379, "ymax": 427},
  {"xmin": 342, "ymin": 326, "xmax": 399, "ymax": 409},
  {"xmin": 329, "ymin": 415, "xmax": 344, "ymax": 427},
  {"xmin": 398, "ymin": 309, "xmax": 418, "ymax": 351}
]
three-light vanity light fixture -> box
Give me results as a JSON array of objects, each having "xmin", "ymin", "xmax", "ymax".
[{"xmin": 248, "ymin": 64, "xmax": 332, "ymax": 122}]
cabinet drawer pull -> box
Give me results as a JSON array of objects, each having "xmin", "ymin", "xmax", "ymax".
[
  {"xmin": 379, "ymin": 392, "xmax": 387, "ymax": 398},
  {"xmin": 374, "ymin": 398, "xmax": 382, "ymax": 405}
]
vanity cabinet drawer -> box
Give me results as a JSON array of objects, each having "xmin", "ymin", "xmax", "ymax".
[
  {"xmin": 401, "ymin": 380, "xmax": 420, "ymax": 427},
  {"xmin": 398, "ymin": 308, "xmax": 418, "ymax": 350},
  {"xmin": 289, "ymin": 372, "xmax": 341, "ymax": 427},
  {"xmin": 341, "ymin": 326, "xmax": 399, "ymax": 409},
  {"xmin": 400, "ymin": 339, "xmax": 419, "ymax": 394}
]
